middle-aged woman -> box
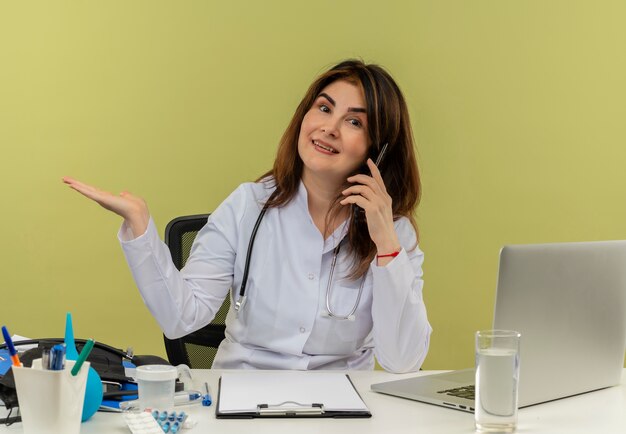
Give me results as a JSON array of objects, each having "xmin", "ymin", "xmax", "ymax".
[{"xmin": 63, "ymin": 59, "xmax": 432, "ymax": 373}]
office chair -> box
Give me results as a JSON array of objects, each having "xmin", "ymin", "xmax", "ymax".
[{"xmin": 162, "ymin": 214, "xmax": 231, "ymax": 368}]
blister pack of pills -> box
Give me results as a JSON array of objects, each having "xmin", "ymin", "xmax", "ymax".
[
  {"xmin": 123, "ymin": 411, "xmax": 163, "ymax": 434},
  {"xmin": 123, "ymin": 410, "xmax": 190, "ymax": 433}
]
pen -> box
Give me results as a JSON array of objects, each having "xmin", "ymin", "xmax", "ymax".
[
  {"xmin": 49, "ymin": 344, "xmax": 66, "ymax": 371},
  {"xmin": 41, "ymin": 348, "xmax": 51, "ymax": 369},
  {"xmin": 1, "ymin": 326, "xmax": 22, "ymax": 367},
  {"xmin": 202, "ymin": 382, "xmax": 212, "ymax": 406},
  {"xmin": 71, "ymin": 338, "xmax": 95, "ymax": 376}
]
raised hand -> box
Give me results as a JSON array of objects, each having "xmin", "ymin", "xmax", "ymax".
[
  {"xmin": 62, "ymin": 176, "xmax": 150, "ymax": 238},
  {"xmin": 340, "ymin": 159, "xmax": 401, "ymax": 264}
]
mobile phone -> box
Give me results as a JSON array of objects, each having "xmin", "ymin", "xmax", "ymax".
[
  {"xmin": 352, "ymin": 143, "xmax": 389, "ymax": 219},
  {"xmin": 373, "ymin": 142, "xmax": 389, "ymax": 168}
]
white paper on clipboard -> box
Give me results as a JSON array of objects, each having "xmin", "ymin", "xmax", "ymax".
[{"xmin": 218, "ymin": 372, "xmax": 369, "ymax": 414}]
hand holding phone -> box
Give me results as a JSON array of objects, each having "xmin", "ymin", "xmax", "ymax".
[{"xmin": 352, "ymin": 143, "xmax": 388, "ymax": 220}]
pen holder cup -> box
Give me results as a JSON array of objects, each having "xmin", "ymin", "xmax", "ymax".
[
  {"xmin": 136, "ymin": 364, "xmax": 179, "ymax": 411},
  {"xmin": 12, "ymin": 359, "xmax": 89, "ymax": 434}
]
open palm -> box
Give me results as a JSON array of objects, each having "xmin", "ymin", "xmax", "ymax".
[{"xmin": 62, "ymin": 176, "xmax": 150, "ymax": 237}]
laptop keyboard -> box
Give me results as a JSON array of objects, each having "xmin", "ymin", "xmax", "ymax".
[{"xmin": 437, "ymin": 385, "xmax": 475, "ymax": 400}]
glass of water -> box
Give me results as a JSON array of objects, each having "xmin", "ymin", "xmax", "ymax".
[{"xmin": 475, "ymin": 330, "xmax": 521, "ymax": 433}]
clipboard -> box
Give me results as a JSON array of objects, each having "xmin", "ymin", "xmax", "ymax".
[{"xmin": 216, "ymin": 372, "xmax": 372, "ymax": 418}]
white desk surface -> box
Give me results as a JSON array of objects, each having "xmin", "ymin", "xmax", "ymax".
[{"xmin": 2, "ymin": 369, "xmax": 626, "ymax": 433}]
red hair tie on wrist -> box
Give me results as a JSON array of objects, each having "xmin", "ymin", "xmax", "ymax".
[{"xmin": 377, "ymin": 250, "xmax": 401, "ymax": 259}]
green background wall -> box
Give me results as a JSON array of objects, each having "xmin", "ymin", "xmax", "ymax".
[{"xmin": 1, "ymin": 1, "xmax": 625, "ymax": 369}]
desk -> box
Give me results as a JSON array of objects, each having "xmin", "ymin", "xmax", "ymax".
[{"xmin": 2, "ymin": 369, "xmax": 626, "ymax": 433}]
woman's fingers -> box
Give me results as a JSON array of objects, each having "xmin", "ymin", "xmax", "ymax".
[
  {"xmin": 340, "ymin": 193, "xmax": 370, "ymax": 211},
  {"xmin": 347, "ymin": 173, "xmax": 380, "ymax": 194},
  {"xmin": 345, "ymin": 159, "xmax": 391, "ymax": 208},
  {"xmin": 62, "ymin": 176, "xmax": 109, "ymax": 199},
  {"xmin": 63, "ymin": 176, "xmax": 141, "ymax": 218},
  {"xmin": 348, "ymin": 160, "xmax": 389, "ymax": 196},
  {"xmin": 63, "ymin": 176, "xmax": 150, "ymax": 237},
  {"xmin": 341, "ymin": 159, "xmax": 400, "ymax": 252},
  {"xmin": 341, "ymin": 185, "xmax": 390, "ymax": 216},
  {"xmin": 366, "ymin": 158, "xmax": 387, "ymax": 191},
  {"xmin": 64, "ymin": 177, "xmax": 116, "ymax": 207},
  {"xmin": 62, "ymin": 176, "xmax": 98, "ymax": 192},
  {"xmin": 342, "ymin": 184, "xmax": 376, "ymax": 202}
]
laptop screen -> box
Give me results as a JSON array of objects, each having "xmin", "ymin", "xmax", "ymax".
[{"xmin": 493, "ymin": 240, "xmax": 626, "ymax": 406}]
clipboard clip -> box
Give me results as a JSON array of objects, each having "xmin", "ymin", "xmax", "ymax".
[{"xmin": 257, "ymin": 401, "xmax": 325, "ymax": 416}]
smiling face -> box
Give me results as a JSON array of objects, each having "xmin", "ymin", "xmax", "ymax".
[{"xmin": 297, "ymin": 79, "xmax": 370, "ymax": 188}]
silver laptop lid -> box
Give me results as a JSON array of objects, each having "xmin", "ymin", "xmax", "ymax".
[{"xmin": 493, "ymin": 240, "xmax": 626, "ymax": 406}]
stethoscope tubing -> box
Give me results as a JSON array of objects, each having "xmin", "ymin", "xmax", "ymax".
[
  {"xmin": 233, "ymin": 200, "xmax": 270, "ymax": 313},
  {"xmin": 324, "ymin": 243, "xmax": 365, "ymax": 321},
  {"xmin": 233, "ymin": 189, "xmax": 365, "ymax": 321}
]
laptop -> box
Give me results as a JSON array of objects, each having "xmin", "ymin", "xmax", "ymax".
[{"xmin": 371, "ymin": 240, "xmax": 626, "ymax": 412}]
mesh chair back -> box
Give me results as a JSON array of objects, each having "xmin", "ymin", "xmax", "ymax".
[{"xmin": 163, "ymin": 214, "xmax": 230, "ymax": 368}]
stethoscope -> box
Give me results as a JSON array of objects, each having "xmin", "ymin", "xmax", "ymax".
[{"xmin": 233, "ymin": 191, "xmax": 365, "ymax": 321}]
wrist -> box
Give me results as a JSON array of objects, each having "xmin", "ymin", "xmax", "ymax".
[
  {"xmin": 126, "ymin": 212, "xmax": 150, "ymax": 239},
  {"xmin": 375, "ymin": 236, "xmax": 401, "ymax": 256},
  {"xmin": 376, "ymin": 248, "xmax": 401, "ymax": 259},
  {"xmin": 376, "ymin": 246, "xmax": 401, "ymax": 267}
]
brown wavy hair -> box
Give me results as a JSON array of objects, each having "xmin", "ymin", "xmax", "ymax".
[{"xmin": 258, "ymin": 59, "xmax": 421, "ymax": 278}]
